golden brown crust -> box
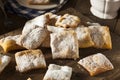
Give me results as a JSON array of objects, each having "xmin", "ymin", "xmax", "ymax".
[
  {"xmin": 89, "ymin": 26, "xmax": 112, "ymax": 49},
  {"xmin": 15, "ymin": 49, "xmax": 42, "ymax": 57},
  {"xmin": 90, "ymin": 67, "xmax": 107, "ymax": 76},
  {"xmin": 16, "ymin": 64, "xmax": 46, "ymax": 73},
  {"xmin": 75, "ymin": 27, "xmax": 94, "ymax": 48},
  {"xmin": 15, "ymin": 49, "xmax": 46, "ymax": 72},
  {"xmin": 102, "ymin": 26, "xmax": 112, "ymax": 49},
  {"xmin": 55, "ymin": 14, "xmax": 80, "ymax": 28},
  {"xmin": 1, "ymin": 39, "xmax": 24, "ymax": 53},
  {"xmin": 78, "ymin": 53, "xmax": 114, "ymax": 76}
]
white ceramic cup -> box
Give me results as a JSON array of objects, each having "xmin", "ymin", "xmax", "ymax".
[{"xmin": 90, "ymin": 0, "xmax": 120, "ymax": 19}]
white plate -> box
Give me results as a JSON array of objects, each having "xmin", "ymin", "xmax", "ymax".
[{"xmin": 16, "ymin": 0, "xmax": 64, "ymax": 10}]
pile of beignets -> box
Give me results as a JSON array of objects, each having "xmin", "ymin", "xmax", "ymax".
[
  {"xmin": 0, "ymin": 13, "xmax": 114, "ymax": 79},
  {"xmin": 0, "ymin": 13, "xmax": 112, "ymax": 52}
]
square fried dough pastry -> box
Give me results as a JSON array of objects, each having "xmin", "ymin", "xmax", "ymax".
[
  {"xmin": 75, "ymin": 26, "xmax": 94, "ymax": 48},
  {"xmin": 15, "ymin": 49, "xmax": 46, "ymax": 72},
  {"xmin": 47, "ymin": 25, "xmax": 94, "ymax": 48},
  {"xmin": 50, "ymin": 30, "xmax": 79, "ymax": 60},
  {"xmin": 43, "ymin": 64, "xmax": 72, "ymax": 80},
  {"xmin": 78, "ymin": 53, "xmax": 114, "ymax": 76},
  {"xmin": 0, "ymin": 35, "xmax": 24, "ymax": 53},
  {"xmin": 55, "ymin": 14, "xmax": 80, "ymax": 28},
  {"xmin": 0, "ymin": 54, "xmax": 11, "ymax": 73},
  {"xmin": 22, "ymin": 14, "xmax": 49, "ymax": 35},
  {"xmin": 45, "ymin": 13, "xmax": 61, "ymax": 26},
  {"xmin": 28, "ymin": 0, "xmax": 50, "ymax": 5},
  {"xmin": 18, "ymin": 13, "xmax": 51, "ymax": 49},
  {"xmin": 89, "ymin": 26, "xmax": 112, "ymax": 49},
  {"xmin": 17, "ymin": 27, "xmax": 48, "ymax": 49}
]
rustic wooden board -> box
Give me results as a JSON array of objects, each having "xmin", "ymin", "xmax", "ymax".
[{"xmin": 0, "ymin": 8, "xmax": 120, "ymax": 80}]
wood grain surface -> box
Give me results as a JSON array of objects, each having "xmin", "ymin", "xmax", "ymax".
[
  {"xmin": 0, "ymin": 8, "xmax": 120, "ymax": 80},
  {"xmin": 115, "ymin": 11, "xmax": 120, "ymax": 35}
]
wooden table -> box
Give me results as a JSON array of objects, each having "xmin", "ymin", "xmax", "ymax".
[{"xmin": 0, "ymin": 0, "xmax": 120, "ymax": 80}]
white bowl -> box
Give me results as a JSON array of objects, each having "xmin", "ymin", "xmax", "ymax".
[
  {"xmin": 16, "ymin": 0, "xmax": 65, "ymax": 10},
  {"xmin": 90, "ymin": 0, "xmax": 120, "ymax": 19}
]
